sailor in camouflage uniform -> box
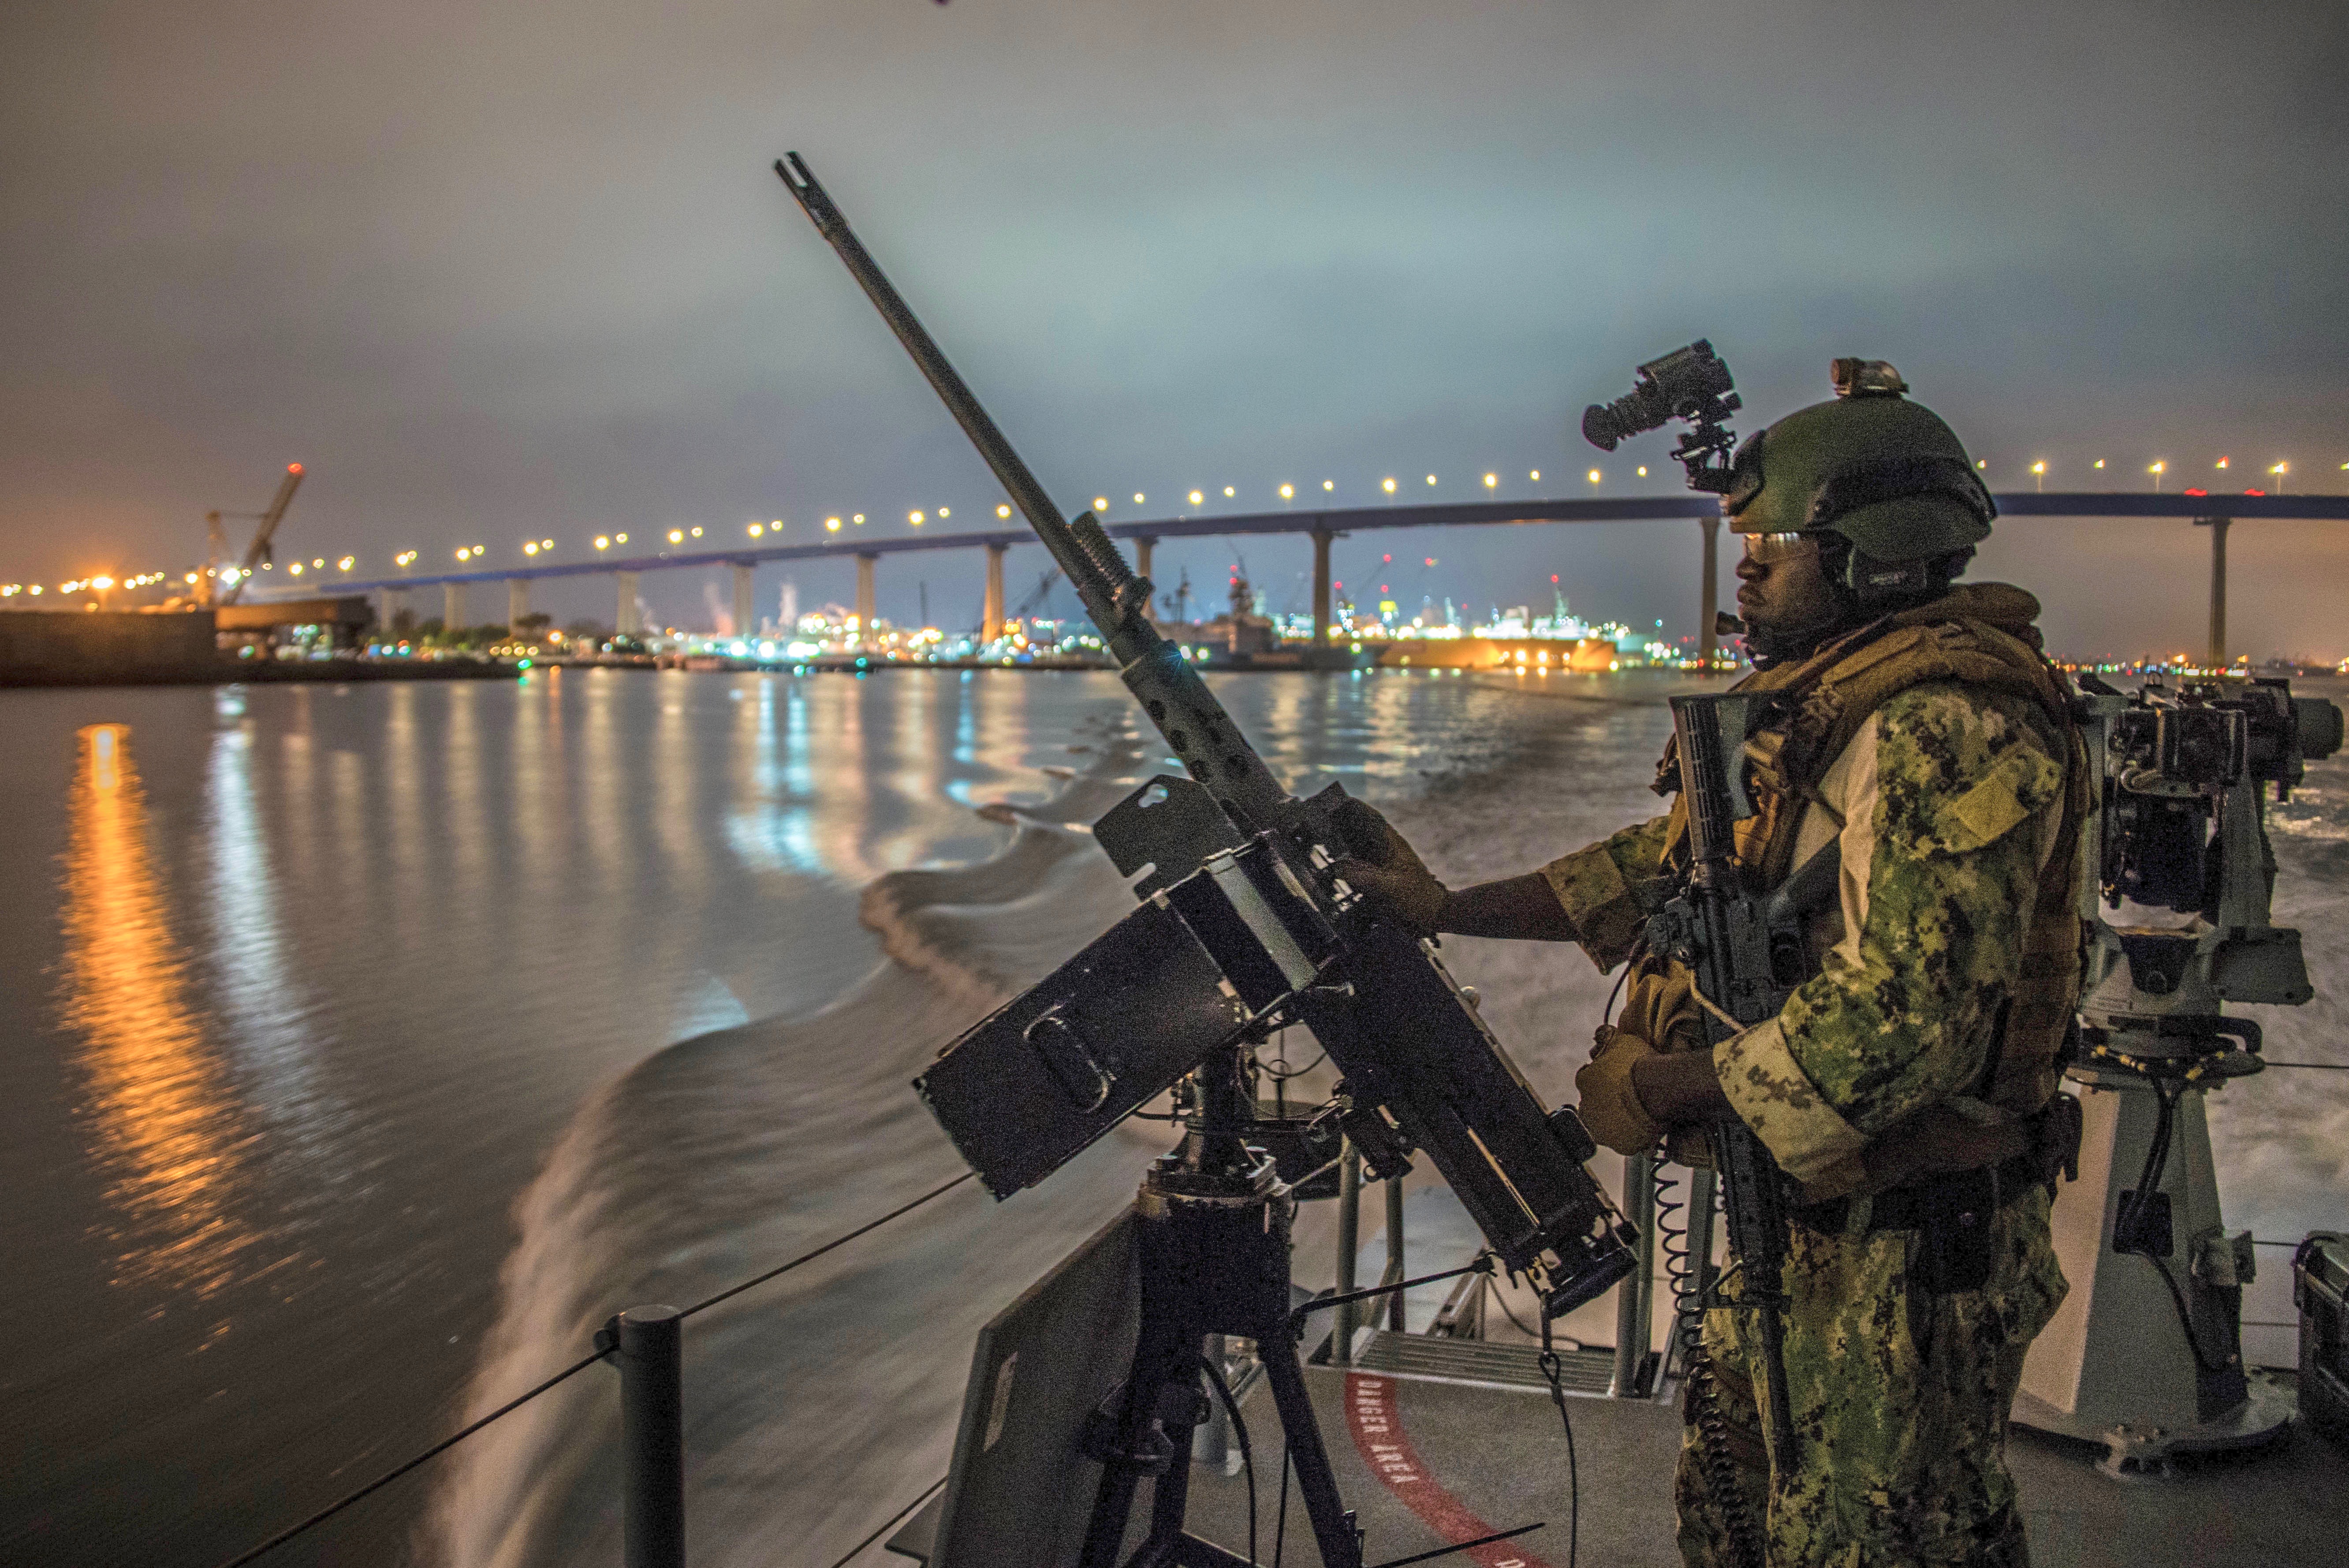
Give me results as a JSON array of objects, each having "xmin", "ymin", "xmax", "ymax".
[{"xmin": 1340, "ymin": 361, "xmax": 2085, "ymax": 1567}]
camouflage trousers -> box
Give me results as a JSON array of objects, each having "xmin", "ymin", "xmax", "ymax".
[{"xmin": 1674, "ymin": 1184, "xmax": 2066, "ymax": 1567}]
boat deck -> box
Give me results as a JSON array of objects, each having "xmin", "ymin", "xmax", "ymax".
[{"xmin": 1075, "ymin": 1332, "xmax": 2345, "ymax": 1568}]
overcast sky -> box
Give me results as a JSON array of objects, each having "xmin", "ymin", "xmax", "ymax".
[{"xmin": 4, "ymin": 1, "xmax": 2344, "ymax": 655}]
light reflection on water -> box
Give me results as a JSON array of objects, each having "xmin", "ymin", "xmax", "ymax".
[{"xmin": 60, "ymin": 724, "xmax": 250, "ymax": 1297}]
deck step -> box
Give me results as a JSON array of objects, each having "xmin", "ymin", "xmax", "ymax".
[{"xmin": 1348, "ymin": 1330, "xmax": 1618, "ymax": 1395}]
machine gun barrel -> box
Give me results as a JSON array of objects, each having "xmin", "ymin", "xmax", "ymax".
[
  {"xmin": 1667, "ymin": 695, "xmax": 1800, "ymax": 1473},
  {"xmin": 775, "ymin": 153, "xmax": 1289, "ymax": 827},
  {"xmin": 778, "ymin": 153, "xmax": 1635, "ymax": 1316}
]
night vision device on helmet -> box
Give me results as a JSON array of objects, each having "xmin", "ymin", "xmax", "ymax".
[{"xmin": 1584, "ymin": 344, "xmax": 1998, "ymax": 606}]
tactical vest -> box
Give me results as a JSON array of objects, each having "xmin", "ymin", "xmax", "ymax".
[{"xmin": 1617, "ymin": 588, "xmax": 2091, "ymax": 1147}]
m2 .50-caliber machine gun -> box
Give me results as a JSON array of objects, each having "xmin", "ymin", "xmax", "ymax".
[{"xmin": 776, "ymin": 154, "xmax": 1634, "ymax": 1568}]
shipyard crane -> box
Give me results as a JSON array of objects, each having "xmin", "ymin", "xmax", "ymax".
[{"xmin": 203, "ymin": 463, "xmax": 305, "ymax": 606}]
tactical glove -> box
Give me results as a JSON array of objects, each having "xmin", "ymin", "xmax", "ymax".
[
  {"xmin": 1327, "ymin": 799, "xmax": 1448, "ymax": 938},
  {"xmin": 1574, "ymin": 1026, "xmax": 1664, "ymax": 1155}
]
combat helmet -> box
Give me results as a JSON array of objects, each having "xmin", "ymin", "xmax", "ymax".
[{"xmin": 1725, "ymin": 359, "xmax": 1995, "ymax": 600}]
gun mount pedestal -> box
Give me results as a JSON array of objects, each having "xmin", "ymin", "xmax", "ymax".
[
  {"xmin": 2014, "ymin": 933, "xmax": 2291, "ymax": 1477},
  {"xmin": 1081, "ymin": 1048, "xmax": 1362, "ymax": 1568}
]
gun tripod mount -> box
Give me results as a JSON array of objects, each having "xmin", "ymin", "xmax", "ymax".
[{"xmin": 1078, "ymin": 1044, "xmax": 1359, "ymax": 1568}]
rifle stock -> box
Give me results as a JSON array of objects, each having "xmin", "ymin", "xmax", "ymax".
[{"xmin": 778, "ymin": 153, "xmax": 1635, "ymax": 1315}]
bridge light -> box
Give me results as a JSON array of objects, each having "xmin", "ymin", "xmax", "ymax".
[
  {"xmin": 2094, "ymin": 459, "xmax": 2106, "ymax": 469},
  {"xmin": 1483, "ymin": 473, "xmax": 1497, "ymax": 488},
  {"xmin": 1188, "ymin": 490, "xmax": 1204, "ymax": 506},
  {"xmin": 1529, "ymin": 470, "xmax": 1540, "ymax": 481},
  {"xmin": 615, "ymin": 533, "xmax": 628, "ymax": 544},
  {"xmin": 1425, "ymin": 474, "xmax": 1436, "ymax": 486},
  {"xmin": 852, "ymin": 514, "xmax": 865, "ymax": 525},
  {"xmin": 525, "ymin": 542, "xmax": 539, "ymax": 555},
  {"xmin": 1382, "ymin": 478, "xmax": 1397, "ymax": 494},
  {"xmin": 93, "ymin": 575, "xmax": 114, "ymax": 590},
  {"xmin": 910, "ymin": 510, "xmax": 925, "ymax": 525},
  {"xmin": 544, "ymin": 538, "xmax": 554, "ymax": 549},
  {"xmin": 1223, "ymin": 486, "xmax": 1235, "ymax": 497},
  {"xmin": 748, "ymin": 524, "xmax": 763, "ymax": 537},
  {"xmin": 1587, "ymin": 469, "xmax": 1601, "ymax": 484},
  {"xmin": 289, "ymin": 564, "xmax": 304, "ymax": 576},
  {"xmin": 2216, "ymin": 456, "xmax": 2230, "ymax": 469},
  {"xmin": 1279, "ymin": 483, "xmax": 1294, "ymax": 499},
  {"xmin": 1323, "ymin": 480, "xmax": 1335, "ymax": 492},
  {"xmin": 690, "ymin": 526, "xmax": 702, "ymax": 538},
  {"xmin": 1637, "ymin": 466, "xmax": 1648, "ymax": 477},
  {"xmin": 938, "ymin": 507, "xmax": 950, "ymax": 518},
  {"xmin": 594, "ymin": 536, "xmax": 610, "ymax": 550}
]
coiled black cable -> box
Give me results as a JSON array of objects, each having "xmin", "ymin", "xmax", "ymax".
[{"xmin": 1669, "ymin": 1168, "xmax": 1766, "ymax": 1568}]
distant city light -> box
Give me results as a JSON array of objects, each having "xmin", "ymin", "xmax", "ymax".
[
  {"xmin": 2094, "ymin": 459, "xmax": 2106, "ymax": 469},
  {"xmin": 2216, "ymin": 456, "xmax": 2230, "ymax": 469},
  {"xmin": 1636, "ymin": 466, "xmax": 1648, "ymax": 477}
]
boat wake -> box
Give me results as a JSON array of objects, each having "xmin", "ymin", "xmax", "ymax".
[{"xmin": 426, "ymin": 717, "xmax": 1178, "ymax": 1568}]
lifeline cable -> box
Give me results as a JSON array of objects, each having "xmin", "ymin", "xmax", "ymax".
[
  {"xmin": 209, "ymin": 1168, "xmax": 980, "ymax": 1568},
  {"xmin": 822, "ymin": 1473, "xmax": 949, "ymax": 1568},
  {"xmin": 1536, "ymin": 1309, "xmax": 1581, "ymax": 1568}
]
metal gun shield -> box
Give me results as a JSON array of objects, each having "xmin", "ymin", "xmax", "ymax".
[{"xmin": 915, "ymin": 896, "xmax": 1249, "ymax": 1197}]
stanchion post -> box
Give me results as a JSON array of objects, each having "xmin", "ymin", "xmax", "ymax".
[
  {"xmin": 1384, "ymin": 1176, "xmax": 1407, "ymax": 1332},
  {"xmin": 1610, "ymin": 1153, "xmax": 1655, "ymax": 1397},
  {"xmin": 618, "ymin": 1304, "xmax": 686, "ymax": 1568},
  {"xmin": 1333, "ymin": 1143, "xmax": 1362, "ymax": 1364}
]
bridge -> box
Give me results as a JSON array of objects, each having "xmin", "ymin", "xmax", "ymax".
[{"xmin": 279, "ymin": 491, "xmax": 2349, "ymax": 667}]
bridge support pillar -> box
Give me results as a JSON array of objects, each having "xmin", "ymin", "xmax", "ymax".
[
  {"xmin": 2197, "ymin": 514, "xmax": 2231, "ymax": 668},
  {"xmin": 508, "ymin": 578, "xmax": 530, "ymax": 637},
  {"xmin": 444, "ymin": 582, "xmax": 466, "ymax": 633},
  {"xmin": 1311, "ymin": 528, "xmax": 1333, "ymax": 647},
  {"xmin": 731, "ymin": 563, "xmax": 755, "ymax": 640},
  {"xmin": 1697, "ymin": 514, "xmax": 1720, "ymax": 667},
  {"xmin": 982, "ymin": 544, "xmax": 1006, "ymax": 642},
  {"xmin": 617, "ymin": 571, "xmax": 641, "ymax": 637},
  {"xmin": 855, "ymin": 553, "xmax": 877, "ymax": 643}
]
